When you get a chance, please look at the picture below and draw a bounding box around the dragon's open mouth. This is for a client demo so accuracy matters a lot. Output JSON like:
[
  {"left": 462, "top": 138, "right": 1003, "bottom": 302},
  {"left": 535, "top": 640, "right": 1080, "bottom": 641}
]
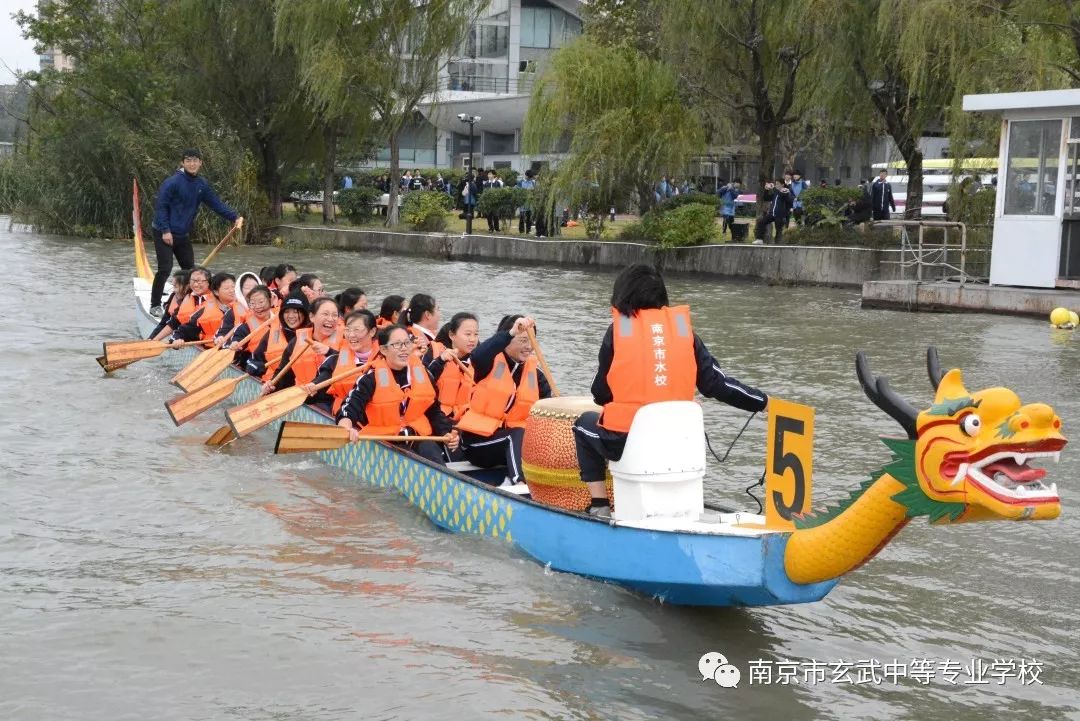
[{"left": 941, "top": 440, "right": 1065, "bottom": 504}]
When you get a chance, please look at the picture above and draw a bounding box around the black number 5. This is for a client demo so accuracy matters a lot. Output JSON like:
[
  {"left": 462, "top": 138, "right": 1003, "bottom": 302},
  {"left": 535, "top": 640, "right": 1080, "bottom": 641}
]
[{"left": 771, "top": 416, "right": 806, "bottom": 521}]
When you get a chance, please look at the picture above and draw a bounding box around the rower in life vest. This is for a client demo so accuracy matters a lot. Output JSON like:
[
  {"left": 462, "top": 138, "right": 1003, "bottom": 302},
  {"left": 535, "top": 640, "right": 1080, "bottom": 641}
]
[
  {"left": 245, "top": 291, "right": 310, "bottom": 379},
  {"left": 428, "top": 312, "right": 480, "bottom": 422},
  {"left": 376, "top": 294, "right": 406, "bottom": 329},
  {"left": 572, "top": 264, "right": 769, "bottom": 517},
  {"left": 169, "top": 272, "right": 237, "bottom": 344},
  {"left": 147, "top": 269, "right": 191, "bottom": 340},
  {"left": 457, "top": 315, "right": 552, "bottom": 489},
  {"left": 151, "top": 266, "right": 212, "bottom": 341},
  {"left": 264, "top": 297, "right": 348, "bottom": 395},
  {"left": 336, "top": 324, "right": 459, "bottom": 465},
  {"left": 304, "top": 309, "right": 380, "bottom": 414},
  {"left": 218, "top": 285, "right": 275, "bottom": 370},
  {"left": 403, "top": 292, "right": 444, "bottom": 363}
]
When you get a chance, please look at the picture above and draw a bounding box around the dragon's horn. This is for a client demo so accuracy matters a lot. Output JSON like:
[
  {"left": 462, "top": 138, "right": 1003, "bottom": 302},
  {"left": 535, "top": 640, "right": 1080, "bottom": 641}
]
[
  {"left": 926, "top": 346, "right": 945, "bottom": 391},
  {"left": 855, "top": 351, "right": 918, "bottom": 439}
]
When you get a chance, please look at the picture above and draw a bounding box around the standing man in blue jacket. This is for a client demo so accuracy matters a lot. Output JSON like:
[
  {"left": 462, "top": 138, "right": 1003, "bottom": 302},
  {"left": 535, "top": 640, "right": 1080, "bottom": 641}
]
[{"left": 149, "top": 148, "right": 243, "bottom": 317}]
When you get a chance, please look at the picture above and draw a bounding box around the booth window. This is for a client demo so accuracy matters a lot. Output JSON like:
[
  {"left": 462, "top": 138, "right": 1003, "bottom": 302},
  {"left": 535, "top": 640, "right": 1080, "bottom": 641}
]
[{"left": 1004, "top": 119, "right": 1061, "bottom": 216}]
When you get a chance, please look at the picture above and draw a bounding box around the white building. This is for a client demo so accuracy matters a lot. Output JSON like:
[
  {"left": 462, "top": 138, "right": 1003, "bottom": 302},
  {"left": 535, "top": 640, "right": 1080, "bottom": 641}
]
[
  {"left": 963, "top": 89, "right": 1080, "bottom": 288},
  {"left": 364, "top": 0, "right": 582, "bottom": 173}
]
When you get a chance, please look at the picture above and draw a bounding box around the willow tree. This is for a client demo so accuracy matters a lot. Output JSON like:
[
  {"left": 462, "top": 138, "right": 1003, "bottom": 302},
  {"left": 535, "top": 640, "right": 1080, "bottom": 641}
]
[
  {"left": 522, "top": 38, "right": 704, "bottom": 231},
  {"left": 274, "top": 1, "right": 381, "bottom": 223},
  {"left": 301, "top": 0, "right": 478, "bottom": 227},
  {"left": 808, "top": 0, "right": 1055, "bottom": 219},
  {"left": 166, "top": 0, "right": 314, "bottom": 219},
  {"left": 660, "top": 0, "right": 819, "bottom": 214}
]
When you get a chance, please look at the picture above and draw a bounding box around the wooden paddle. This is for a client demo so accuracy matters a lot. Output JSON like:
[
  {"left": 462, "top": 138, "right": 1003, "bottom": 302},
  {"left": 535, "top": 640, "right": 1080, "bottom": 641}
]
[
  {"left": 170, "top": 323, "right": 250, "bottom": 392},
  {"left": 103, "top": 337, "right": 215, "bottom": 365},
  {"left": 200, "top": 219, "right": 242, "bottom": 267},
  {"left": 525, "top": 326, "right": 560, "bottom": 397},
  {"left": 275, "top": 421, "right": 451, "bottom": 454},
  {"left": 223, "top": 359, "right": 367, "bottom": 441},
  {"left": 96, "top": 354, "right": 136, "bottom": 373},
  {"left": 164, "top": 351, "right": 285, "bottom": 426}
]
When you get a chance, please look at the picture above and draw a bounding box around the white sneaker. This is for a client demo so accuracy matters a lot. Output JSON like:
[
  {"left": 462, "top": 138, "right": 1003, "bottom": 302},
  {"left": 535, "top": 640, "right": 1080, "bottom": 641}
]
[
  {"left": 498, "top": 478, "right": 531, "bottom": 495},
  {"left": 149, "top": 305, "right": 164, "bottom": 318}
]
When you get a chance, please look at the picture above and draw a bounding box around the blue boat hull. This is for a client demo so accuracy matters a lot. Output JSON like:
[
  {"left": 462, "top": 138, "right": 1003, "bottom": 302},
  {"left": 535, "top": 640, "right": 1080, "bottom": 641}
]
[{"left": 135, "top": 288, "right": 839, "bottom": 607}]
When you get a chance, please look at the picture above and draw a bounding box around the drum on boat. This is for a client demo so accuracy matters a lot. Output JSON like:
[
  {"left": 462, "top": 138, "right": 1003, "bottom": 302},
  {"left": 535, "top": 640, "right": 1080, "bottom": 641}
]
[{"left": 521, "top": 396, "right": 614, "bottom": 511}]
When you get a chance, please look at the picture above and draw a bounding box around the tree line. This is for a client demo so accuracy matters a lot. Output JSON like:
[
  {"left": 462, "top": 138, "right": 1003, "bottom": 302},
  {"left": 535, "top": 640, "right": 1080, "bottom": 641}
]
[
  {"left": 5, "top": 0, "right": 1080, "bottom": 240},
  {"left": 526, "top": 0, "right": 1080, "bottom": 226},
  {"left": 1, "top": 0, "right": 482, "bottom": 239}
]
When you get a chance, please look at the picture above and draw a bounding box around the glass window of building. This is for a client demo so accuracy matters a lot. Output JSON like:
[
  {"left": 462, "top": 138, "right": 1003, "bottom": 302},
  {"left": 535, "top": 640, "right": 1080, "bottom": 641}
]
[
  {"left": 1004, "top": 119, "right": 1062, "bottom": 216},
  {"left": 484, "top": 132, "right": 516, "bottom": 155},
  {"left": 481, "top": 0, "right": 510, "bottom": 20}
]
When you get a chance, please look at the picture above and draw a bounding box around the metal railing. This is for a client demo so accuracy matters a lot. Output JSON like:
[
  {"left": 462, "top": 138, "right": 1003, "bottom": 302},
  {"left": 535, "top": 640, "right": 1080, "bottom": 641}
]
[
  {"left": 435, "top": 75, "right": 535, "bottom": 95},
  {"left": 872, "top": 219, "right": 985, "bottom": 286}
]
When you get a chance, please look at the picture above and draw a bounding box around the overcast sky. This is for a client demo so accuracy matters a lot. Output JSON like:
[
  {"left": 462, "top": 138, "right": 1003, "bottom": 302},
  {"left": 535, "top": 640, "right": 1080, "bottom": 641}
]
[{"left": 0, "top": 0, "right": 42, "bottom": 84}]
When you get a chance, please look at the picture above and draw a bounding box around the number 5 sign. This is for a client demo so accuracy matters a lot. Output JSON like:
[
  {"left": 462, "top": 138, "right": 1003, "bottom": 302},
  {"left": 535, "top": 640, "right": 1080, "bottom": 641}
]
[{"left": 764, "top": 398, "right": 814, "bottom": 530}]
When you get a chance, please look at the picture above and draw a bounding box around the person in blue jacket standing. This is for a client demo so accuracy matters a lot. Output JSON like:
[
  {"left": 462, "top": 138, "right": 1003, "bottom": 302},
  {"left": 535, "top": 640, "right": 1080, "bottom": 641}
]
[
  {"left": 789, "top": 169, "right": 810, "bottom": 225},
  {"left": 149, "top": 148, "right": 243, "bottom": 317}
]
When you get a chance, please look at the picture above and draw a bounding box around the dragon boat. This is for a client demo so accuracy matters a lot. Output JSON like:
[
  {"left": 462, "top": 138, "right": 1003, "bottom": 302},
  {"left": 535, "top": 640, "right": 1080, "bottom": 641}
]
[{"left": 121, "top": 234, "right": 1067, "bottom": 608}]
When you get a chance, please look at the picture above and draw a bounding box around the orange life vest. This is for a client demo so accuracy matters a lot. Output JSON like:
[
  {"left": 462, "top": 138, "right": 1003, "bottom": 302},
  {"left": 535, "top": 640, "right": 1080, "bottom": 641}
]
[
  {"left": 359, "top": 355, "right": 436, "bottom": 436},
  {"left": 327, "top": 347, "right": 376, "bottom": 414},
  {"left": 166, "top": 293, "right": 182, "bottom": 319},
  {"left": 456, "top": 354, "right": 539, "bottom": 437},
  {"left": 290, "top": 330, "right": 346, "bottom": 387},
  {"left": 239, "top": 312, "right": 274, "bottom": 351},
  {"left": 599, "top": 306, "right": 696, "bottom": 433},
  {"left": 176, "top": 293, "right": 210, "bottom": 325},
  {"left": 195, "top": 301, "right": 227, "bottom": 340},
  {"left": 409, "top": 325, "right": 445, "bottom": 358},
  {"left": 262, "top": 326, "right": 310, "bottom": 381},
  {"left": 436, "top": 358, "right": 474, "bottom": 421}
]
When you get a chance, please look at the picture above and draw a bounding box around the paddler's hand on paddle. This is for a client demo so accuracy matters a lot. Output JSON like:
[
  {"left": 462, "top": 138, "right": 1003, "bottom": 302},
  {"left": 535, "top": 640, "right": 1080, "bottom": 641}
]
[
  {"left": 338, "top": 418, "right": 359, "bottom": 443},
  {"left": 233, "top": 216, "right": 244, "bottom": 230},
  {"left": 509, "top": 316, "right": 535, "bottom": 337},
  {"left": 445, "top": 429, "right": 460, "bottom": 451},
  {"left": 169, "top": 337, "right": 184, "bottom": 349},
  {"left": 260, "top": 381, "right": 275, "bottom": 396},
  {"left": 213, "top": 335, "right": 226, "bottom": 348},
  {"left": 228, "top": 341, "right": 241, "bottom": 351},
  {"left": 311, "top": 340, "right": 331, "bottom": 356},
  {"left": 301, "top": 382, "right": 317, "bottom": 397},
  {"left": 439, "top": 347, "right": 460, "bottom": 363},
  {"left": 162, "top": 231, "right": 173, "bottom": 247}
]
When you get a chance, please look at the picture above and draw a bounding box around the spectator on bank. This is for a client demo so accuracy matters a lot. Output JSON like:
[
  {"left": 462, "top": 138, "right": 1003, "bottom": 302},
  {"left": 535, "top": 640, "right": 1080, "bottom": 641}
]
[
  {"left": 755, "top": 179, "right": 794, "bottom": 244},
  {"left": 517, "top": 169, "right": 537, "bottom": 234},
  {"left": 843, "top": 195, "right": 873, "bottom": 227},
  {"left": 870, "top": 170, "right": 896, "bottom": 220},
  {"left": 717, "top": 178, "right": 741, "bottom": 237},
  {"left": 410, "top": 171, "right": 426, "bottom": 192},
  {"left": 459, "top": 171, "right": 479, "bottom": 221},
  {"left": 342, "top": 175, "right": 354, "bottom": 190},
  {"left": 789, "top": 169, "right": 810, "bottom": 226},
  {"left": 483, "top": 169, "right": 504, "bottom": 232},
  {"left": 401, "top": 170, "right": 413, "bottom": 191}
]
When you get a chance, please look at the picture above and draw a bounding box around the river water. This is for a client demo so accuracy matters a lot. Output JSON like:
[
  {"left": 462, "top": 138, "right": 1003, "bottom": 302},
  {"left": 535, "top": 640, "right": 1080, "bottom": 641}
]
[{"left": 1, "top": 222, "right": 1078, "bottom": 721}]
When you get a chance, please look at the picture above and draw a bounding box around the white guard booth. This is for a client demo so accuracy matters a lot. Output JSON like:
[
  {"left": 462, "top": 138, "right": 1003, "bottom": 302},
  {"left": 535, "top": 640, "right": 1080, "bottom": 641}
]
[{"left": 963, "top": 89, "right": 1080, "bottom": 288}]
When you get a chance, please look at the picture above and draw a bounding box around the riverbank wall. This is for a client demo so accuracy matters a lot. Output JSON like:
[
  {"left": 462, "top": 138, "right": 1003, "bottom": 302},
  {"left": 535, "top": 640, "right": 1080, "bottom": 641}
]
[{"left": 275, "top": 225, "right": 970, "bottom": 288}]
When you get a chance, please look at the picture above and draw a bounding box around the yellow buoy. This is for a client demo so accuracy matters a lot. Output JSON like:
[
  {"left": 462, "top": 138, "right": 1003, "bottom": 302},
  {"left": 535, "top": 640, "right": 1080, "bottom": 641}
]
[{"left": 1050, "top": 307, "right": 1071, "bottom": 326}]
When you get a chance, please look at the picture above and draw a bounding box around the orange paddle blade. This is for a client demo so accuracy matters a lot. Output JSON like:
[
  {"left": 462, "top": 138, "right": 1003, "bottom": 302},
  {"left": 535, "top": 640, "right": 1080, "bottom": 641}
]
[
  {"left": 205, "top": 425, "right": 236, "bottom": 446},
  {"left": 165, "top": 375, "right": 245, "bottom": 426},
  {"left": 96, "top": 354, "right": 136, "bottom": 373},
  {"left": 172, "top": 348, "right": 236, "bottom": 392},
  {"left": 274, "top": 422, "right": 351, "bottom": 454},
  {"left": 103, "top": 339, "right": 169, "bottom": 364},
  {"left": 225, "top": 386, "right": 308, "bottom": 439}
]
